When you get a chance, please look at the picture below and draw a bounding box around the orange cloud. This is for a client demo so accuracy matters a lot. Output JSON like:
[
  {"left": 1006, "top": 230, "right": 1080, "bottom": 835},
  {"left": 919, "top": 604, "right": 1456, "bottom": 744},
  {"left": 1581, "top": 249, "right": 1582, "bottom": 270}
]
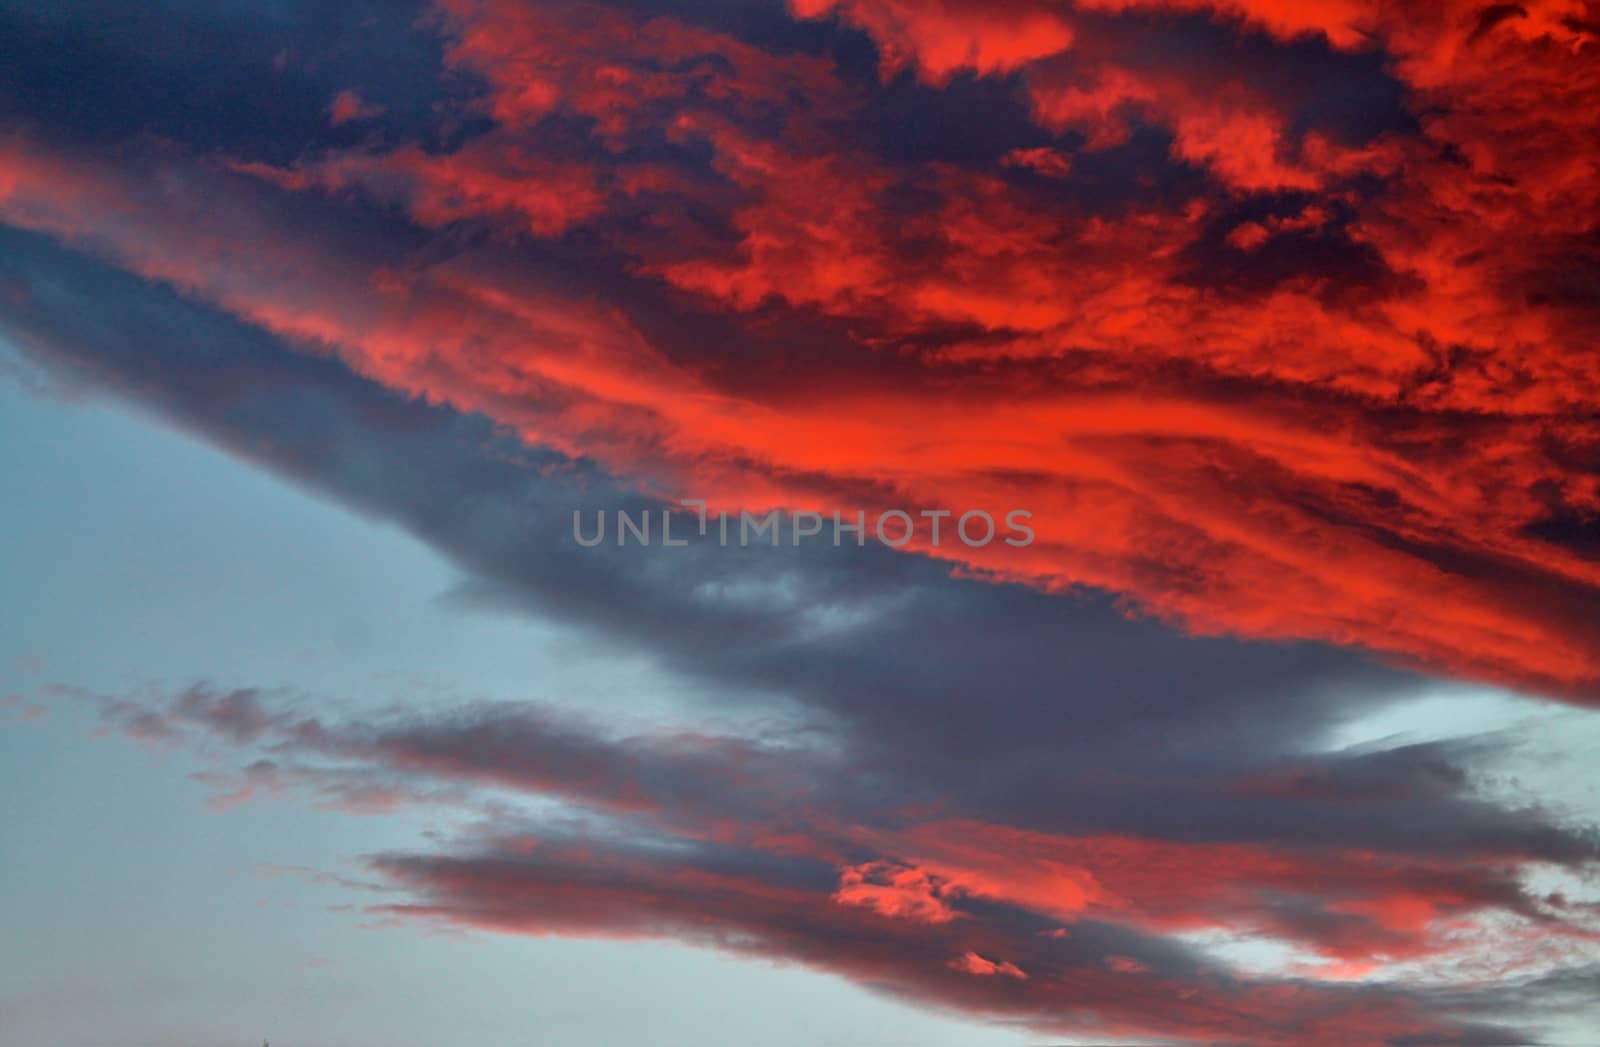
[{"left": 2, "top": 0, "right": 1598, "bottom": 701}]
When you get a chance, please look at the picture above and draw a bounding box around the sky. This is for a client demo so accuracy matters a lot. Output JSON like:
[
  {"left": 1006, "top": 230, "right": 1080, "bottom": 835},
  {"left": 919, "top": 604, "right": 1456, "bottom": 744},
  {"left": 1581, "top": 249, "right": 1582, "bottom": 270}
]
[{"left": 1, "top": 1, "right": 1599, "bottom": 1045}]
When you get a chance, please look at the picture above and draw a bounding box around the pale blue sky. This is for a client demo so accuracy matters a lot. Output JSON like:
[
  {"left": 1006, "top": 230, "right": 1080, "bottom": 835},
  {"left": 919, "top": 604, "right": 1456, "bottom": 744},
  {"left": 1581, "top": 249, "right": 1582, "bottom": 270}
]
[{"left": 0, "top": 354, "right": 1041, "bottom": 1047}]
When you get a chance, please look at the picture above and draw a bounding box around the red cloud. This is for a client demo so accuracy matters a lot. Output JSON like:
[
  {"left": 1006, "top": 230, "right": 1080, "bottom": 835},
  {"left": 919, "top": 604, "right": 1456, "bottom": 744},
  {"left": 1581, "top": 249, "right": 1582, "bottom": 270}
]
[
  {"left": 328, "top": 89, "right": 384, "bottom": 127},
  {"left": 56, "top": 680, "right": 1598, "bottom": 1045},
  {"left": 791, "top": 0, "right": 1074, "bottom": 81},
  {"left": 78, "top": 686, "right": 1599, "bottom": 997},
  {"left": 833, "top": 860, "right": 965, "bottom": 923},
  {"left": 2, "top": 0, "right": 1598, "bottom": 703},
  {"left": 368, "top": 840, "right": 1474, "bottom": 1045},
  {"left": 949, "top": 950, "right": 1030, "bottom": 978}
]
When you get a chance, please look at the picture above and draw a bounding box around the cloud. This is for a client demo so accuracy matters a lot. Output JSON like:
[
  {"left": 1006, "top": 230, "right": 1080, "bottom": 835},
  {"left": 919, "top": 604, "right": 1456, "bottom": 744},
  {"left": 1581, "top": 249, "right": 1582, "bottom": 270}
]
[
  {"left": 2, "top": 0, "right": 1597, "bottom": 697},
  {"left": 0, "top": 694, "right": 46, "bottom": 723},
  {"left": 52, "top": 679, "right": 1599, "bottom": 1045},
  {"left": 10, "top": 218, "right": 1598, "bottom": 1036},
  {"left": 791, "top": 0, "right": 1075, "bottom": 82},
  {"left": 949, "top": 951, "right": 1029, "bottom": 979},
  {"left": 5, "top": 1, "right": 1600, "bottom": 1040},
  {"left": 328, "top": 89, "right": 386, "bottom": 127}
]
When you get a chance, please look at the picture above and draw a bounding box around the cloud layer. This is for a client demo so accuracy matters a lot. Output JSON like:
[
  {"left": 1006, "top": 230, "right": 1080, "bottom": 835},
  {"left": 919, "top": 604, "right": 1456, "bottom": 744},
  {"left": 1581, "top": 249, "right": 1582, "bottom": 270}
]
[
  {"left": 3, "top": 1, "right": 1598, "bottom": 695},
  {"left": 4, "top": 1, "right": 1600, "bottom": 1043}
]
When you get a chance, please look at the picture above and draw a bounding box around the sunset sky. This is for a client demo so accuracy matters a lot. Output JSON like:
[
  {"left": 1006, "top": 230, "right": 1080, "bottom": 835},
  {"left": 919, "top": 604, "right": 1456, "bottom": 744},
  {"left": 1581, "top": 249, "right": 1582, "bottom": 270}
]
[{"left": 3, "top": 2, "right": 1600, "bottom": 1045}]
